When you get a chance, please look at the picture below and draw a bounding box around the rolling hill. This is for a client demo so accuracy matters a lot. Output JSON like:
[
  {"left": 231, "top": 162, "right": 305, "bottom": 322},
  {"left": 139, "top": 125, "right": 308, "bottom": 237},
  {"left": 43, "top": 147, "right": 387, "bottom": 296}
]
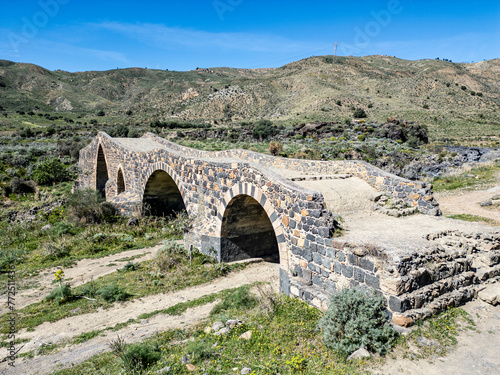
[{"left": 0, "top": 55, "right": 499, "bottom": 139}]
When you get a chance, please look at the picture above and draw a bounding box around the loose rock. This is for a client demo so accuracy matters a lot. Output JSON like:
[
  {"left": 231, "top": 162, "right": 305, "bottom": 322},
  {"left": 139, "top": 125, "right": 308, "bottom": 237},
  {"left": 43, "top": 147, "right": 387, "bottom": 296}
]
[{"left": 347, "top": 347, "right": 371, "bottom": 361}]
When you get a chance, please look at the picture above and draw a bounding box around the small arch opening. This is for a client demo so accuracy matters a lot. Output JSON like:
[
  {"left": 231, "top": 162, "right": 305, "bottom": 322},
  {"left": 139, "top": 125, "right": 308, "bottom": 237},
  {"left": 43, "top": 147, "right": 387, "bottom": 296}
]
[
  {"left": 142, "top": 170, "right": 186, "bottom": 217},
  {"left": 221, "top": 194, "right": 279, "bottom": 262},
  {"left": 96, "top": 145, "right": 108, "bottom": 199},
  {"left": 117, "top": 169, "right": 125, "bottom": 195}
]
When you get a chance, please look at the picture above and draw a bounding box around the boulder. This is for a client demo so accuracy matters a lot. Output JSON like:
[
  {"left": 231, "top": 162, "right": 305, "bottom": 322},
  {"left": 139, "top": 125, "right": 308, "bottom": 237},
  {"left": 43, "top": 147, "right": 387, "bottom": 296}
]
[
  {"left": 239, "top": 330, "right": 252, "bottom": 340},
  {"left": 478, "top": 284, "right": 500, "bottom": 306},
  {"left": 392, "top": 313, "right": 414, "bottom": 327},
  {"left": 347, "top": 347, "right": 371, "bottom": 361}
]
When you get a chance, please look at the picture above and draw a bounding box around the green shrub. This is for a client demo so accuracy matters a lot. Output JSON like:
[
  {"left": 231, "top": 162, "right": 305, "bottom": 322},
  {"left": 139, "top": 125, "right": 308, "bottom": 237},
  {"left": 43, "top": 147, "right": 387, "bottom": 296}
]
[
  {"left": 120, "top": 262, "right": 138, "bottom": 272},
  {"left": 31, "top": 157, "right": 73, "bottom": 185},
  {"left": 51, "top": 221, "right": 77, "bottom": 237},
  {"left": 45, "top": 283, "right": 73, "bottom": 305},
  {"left": 152, "top": 241, "right": 187, "bottom": 274},
  {"left": 123, "top": 343, "right": 160, "bottom": 372},
  {"left": 252, "top": 119, "right": 276, "bottom": 140},
  {"left": 185, "top": 340, "right": 218, "bottom": 361},
  {"left": 66, "top": 188, "right": 117, "bottom": 224},
  {"left": 110, "top": 336, "right": 160, "bottom": 374},
  {"left": 210, "top": 285, "right": 258, "bottom": 316},
  {"left": 97, "top": 283, "right": 130, "bottom": 302},
  {"left": 353, "top": 108, "right": 367, "bottom": 118},
  {"left": 318, "top": 288, "right": 398, "bottom": 355}
]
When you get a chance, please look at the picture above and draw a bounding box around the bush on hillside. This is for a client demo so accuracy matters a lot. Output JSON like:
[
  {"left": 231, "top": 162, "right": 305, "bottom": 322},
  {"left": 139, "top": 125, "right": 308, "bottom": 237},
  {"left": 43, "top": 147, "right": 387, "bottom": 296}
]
[
  {"left": 252, "top": 119, "right": 276, "bottom": 140},
  {"left": 268, "top": 141, "right": 283, "bottom": 156},
  {"left": 65, "top": 188, "right": 117, "bottom": 224},
  {"left": 318, "top": 288, "right": 398, "bottom": 355},
  {"left": 353, "top": 108, "right": 367, "bottom": 118},
  {"left": 31, "top": 157, "right": 74, "bottom": 185}
]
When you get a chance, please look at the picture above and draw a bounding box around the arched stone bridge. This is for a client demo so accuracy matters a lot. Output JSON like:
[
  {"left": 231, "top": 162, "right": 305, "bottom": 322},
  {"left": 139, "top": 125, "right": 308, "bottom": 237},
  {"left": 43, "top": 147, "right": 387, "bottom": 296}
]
[{"left": 78, "top": 132, "right": 497, "bottom": 319}]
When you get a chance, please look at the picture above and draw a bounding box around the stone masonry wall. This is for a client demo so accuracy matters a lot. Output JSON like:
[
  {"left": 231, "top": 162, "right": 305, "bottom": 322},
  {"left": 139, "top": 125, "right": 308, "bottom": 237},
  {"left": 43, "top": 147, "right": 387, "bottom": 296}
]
[
  {"left": 77, "top": 132, "right": 451, "bottom": 314},
  {"left": 143, "top": 133, "right": 440, "bottom": 216}
]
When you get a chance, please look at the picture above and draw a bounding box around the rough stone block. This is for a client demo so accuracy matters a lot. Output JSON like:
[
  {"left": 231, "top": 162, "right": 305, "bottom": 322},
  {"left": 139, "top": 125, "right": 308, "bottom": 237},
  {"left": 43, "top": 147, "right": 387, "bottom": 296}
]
[
  {"left": 365, "top": 273, "right": 380, "bottom": 289},
  {"left": 354, "top": 267, "right": 365, "bottom": 283},
  {"left": 334, "top": 261, "right": 341, "bottom": 274},
  {"left": 347, "top": 252, "right": 356, "bottom": 265},
  {"left": 312, "top": 274, "right": 323, "bottom": 288},
  {"left": 302, "top": 268, "right": 312, "bottom": 284},
  {"left": 325, "top": 279, "right": 336, "bottom": 294},
  {"left": 322, "top": 256, "right": 332, "bottom": 270},
  {"left": 326, "top": 248, "right": 336, "bottom": 259},
  {"left": 342, "top": 264, "right": 353, "bottom": 278},
  {"left": 359, "top": 257, "right": 374, "bottom": 272}
]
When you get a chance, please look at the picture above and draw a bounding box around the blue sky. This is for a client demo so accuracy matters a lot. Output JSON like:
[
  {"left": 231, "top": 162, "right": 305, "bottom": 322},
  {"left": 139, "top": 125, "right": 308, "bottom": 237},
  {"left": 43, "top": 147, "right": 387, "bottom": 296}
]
[{"left": 0, "top": 0, "right": 499, "bottom": 72}]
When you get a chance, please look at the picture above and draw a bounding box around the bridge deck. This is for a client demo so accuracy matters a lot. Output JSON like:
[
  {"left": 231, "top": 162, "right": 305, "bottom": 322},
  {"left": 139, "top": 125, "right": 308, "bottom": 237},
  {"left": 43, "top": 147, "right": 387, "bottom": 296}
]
[
  {"left": 274, "top": 170, "right": 497, "bottom": 259},
  {"left": 114, "top": 138, "right": 167, "bottom": 152}
]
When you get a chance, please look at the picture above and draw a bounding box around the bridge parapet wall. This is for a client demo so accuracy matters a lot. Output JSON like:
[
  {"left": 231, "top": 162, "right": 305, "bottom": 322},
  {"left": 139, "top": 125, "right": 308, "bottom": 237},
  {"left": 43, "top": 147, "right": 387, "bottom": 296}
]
[{"left": 142, "top": 133, "right": 439, "bottom": 215}]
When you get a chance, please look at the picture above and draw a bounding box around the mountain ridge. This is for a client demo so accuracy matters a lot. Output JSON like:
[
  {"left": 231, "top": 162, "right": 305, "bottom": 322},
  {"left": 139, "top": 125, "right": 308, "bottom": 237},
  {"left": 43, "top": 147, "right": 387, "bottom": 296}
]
[{"left": 1, "top": 55, "right": 499, "bottom": 139}]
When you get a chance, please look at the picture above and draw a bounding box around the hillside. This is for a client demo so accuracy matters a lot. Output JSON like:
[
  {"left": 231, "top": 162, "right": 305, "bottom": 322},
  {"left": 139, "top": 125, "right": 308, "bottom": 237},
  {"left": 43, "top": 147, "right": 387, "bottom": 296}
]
[{"left": 0, "top": 56, "right": 499, "bottom": 139}]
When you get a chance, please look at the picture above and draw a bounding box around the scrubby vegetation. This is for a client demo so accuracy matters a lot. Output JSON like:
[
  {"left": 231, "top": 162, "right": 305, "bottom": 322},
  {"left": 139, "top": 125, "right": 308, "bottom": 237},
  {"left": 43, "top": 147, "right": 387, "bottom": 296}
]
[
  {"left": 318, "top": 288, "right": 398, "bottom": 355},
  {"left": 51, "top": 286, "right": 475, "bottom": 375}
]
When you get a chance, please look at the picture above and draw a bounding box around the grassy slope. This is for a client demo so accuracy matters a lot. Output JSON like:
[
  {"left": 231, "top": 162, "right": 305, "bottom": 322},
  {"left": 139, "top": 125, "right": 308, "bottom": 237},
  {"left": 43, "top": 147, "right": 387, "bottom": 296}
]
[{"left": 1, "top": 56, "right": 499, "bottom": 140}]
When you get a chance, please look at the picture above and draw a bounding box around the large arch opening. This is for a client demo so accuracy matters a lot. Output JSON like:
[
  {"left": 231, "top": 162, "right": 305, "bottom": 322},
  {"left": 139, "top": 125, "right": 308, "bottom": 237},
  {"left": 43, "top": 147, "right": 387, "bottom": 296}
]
[
  {"left": 142, "top": 170, "right": 186, "bottom": 217},
  {"left": 117, "top": 169, "right": 125, "bottom": 195},
  {"left": 221, "top": 194, "right": 279, "bottom": 262},
  {"left": 96, "top": 145, "right": 108, "bottom": 199}
]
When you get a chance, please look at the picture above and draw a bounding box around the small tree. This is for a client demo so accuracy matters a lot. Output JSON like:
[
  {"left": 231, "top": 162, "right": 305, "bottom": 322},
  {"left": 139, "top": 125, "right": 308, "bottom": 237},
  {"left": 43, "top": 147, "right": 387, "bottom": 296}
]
[
  {"left": 31, "top": 157, "right": 72, "bottom": 185},
  {"left": 97, "top": 110, "right": 105, "bottom": 116},
  {"left": 252, "top": 119, "right": 275, "bottom": 140}
]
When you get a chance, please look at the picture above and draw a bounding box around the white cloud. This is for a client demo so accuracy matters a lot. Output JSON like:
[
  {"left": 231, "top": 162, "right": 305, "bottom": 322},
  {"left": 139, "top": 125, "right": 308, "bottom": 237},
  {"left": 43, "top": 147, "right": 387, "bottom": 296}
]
[{"left": 93, "top": 22, "right": 328, "bottom": 54}]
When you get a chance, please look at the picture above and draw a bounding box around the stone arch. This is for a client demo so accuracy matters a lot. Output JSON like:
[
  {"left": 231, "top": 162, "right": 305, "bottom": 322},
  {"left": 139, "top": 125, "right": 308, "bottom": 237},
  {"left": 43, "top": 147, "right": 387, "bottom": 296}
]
[
  {"left": 218, "top": 183, "right": 287, "bottom": 268},
  {"left": 116, "top": 167, "right": 125, "bottom": 195},
  {"left": 141, "top": 164, "right": 186, "bottom": 217},
  {"left": 96, "top": 144, "right": 108, "bottom": 199}
]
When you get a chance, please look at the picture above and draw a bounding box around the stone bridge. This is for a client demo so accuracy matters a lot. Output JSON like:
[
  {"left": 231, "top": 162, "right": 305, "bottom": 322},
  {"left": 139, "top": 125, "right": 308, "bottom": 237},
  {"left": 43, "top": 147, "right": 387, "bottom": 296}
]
[{"left": 77, "top": 132, "right": 500, "bottom": 322}]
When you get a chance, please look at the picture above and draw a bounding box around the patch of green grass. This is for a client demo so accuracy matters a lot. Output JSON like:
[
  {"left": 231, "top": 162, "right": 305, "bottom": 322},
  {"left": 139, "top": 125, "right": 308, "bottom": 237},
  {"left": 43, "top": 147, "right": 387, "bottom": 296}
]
[
  {"left": 51, "top": 285, "right": 478, "bottom": 375},
  {"left": 447, "top": 214, "right": 497, "bottom": 225},
  {"left": 73, "top": 330, "right": 102, "bottom": 344},
  {"left": 53, "top": 293, "right": 365, "bottom": 375},
  {"left": 0, "top": 255, "right": 246, "bottom": 334},
  {"left": 432, "top": 162, "right": 500, "bottom": 192},
  {"left": 398, "top": 307, "right": 475, "bottom": 358}
]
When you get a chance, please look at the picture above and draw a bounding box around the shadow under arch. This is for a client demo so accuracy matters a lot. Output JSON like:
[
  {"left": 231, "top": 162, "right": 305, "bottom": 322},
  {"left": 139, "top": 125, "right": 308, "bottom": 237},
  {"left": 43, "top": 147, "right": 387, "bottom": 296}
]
[
  {"left": 220, "top": 194, "right": 279, "bottom": 263},
  {"left": 142, "top": 170, "right": 186, "bottom": 217},
  {"left": 96, "top": 144, "right": 108, "bottom": 199}
]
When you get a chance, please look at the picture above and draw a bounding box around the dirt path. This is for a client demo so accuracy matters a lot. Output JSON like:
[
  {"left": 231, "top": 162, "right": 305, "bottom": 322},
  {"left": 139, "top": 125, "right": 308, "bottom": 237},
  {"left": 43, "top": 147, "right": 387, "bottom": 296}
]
[
  {"left": 371, "top": 299, "right": 500, "bottom": 375},
  {"left": 2, "top": 303, "right": 218, "bottom": 375},
  {"left": 0, "top": 245, "right": 163, "bottom": 315},
  {"left": 0, "top": 262, "right": 279, "bottom": 375},
  {"left": 436, "top": 186, "right": 500, "bottom": 225}
]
